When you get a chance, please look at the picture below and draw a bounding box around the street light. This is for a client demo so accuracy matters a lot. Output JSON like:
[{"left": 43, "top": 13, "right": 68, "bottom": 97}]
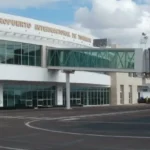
[{"left": 140, "top": 32, "right": 148, "bottom": 49}]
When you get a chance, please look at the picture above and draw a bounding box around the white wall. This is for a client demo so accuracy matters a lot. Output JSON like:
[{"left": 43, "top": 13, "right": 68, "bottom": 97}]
[
  {"left": 0, "top": 64, "right": 110, "bottom": 86},
  {"left": 57, "top": 71, "right": 110, "bottom": 86},
  {"left": 109, "top": 72, "right": 143, "bottom": 105}
]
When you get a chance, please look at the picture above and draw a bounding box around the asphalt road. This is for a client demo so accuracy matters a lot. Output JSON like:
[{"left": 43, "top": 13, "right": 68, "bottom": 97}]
[{"left": 0, "top": 105, "right": 150, "bottom": 150}]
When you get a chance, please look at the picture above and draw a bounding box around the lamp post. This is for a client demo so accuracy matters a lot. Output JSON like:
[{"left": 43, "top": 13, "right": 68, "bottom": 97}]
[{"left": 140, "top": 32, "right": 148, "bottom": 49}]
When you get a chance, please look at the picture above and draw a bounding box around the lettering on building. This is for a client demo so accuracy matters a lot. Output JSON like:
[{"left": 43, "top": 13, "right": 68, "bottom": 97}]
[
  {"left": 78, "top": 35, "right": 91, "bottom": 43},
  {"left": 0, "top": 18, "right": 31, "bottom": 29},
  {"left": 0, "top": 17, "right": 92, "bottom": 43},
  {"left": 35, "top": 24, "right": 71, "bottom": 37}
]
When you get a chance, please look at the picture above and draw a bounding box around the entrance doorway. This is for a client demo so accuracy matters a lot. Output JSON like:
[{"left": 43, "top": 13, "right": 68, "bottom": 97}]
[
  {"left": 26, "top": 99, "right": 33, "bottom": 107},
  {"left": 19, "top": 99, "right": 33, "bottom": 108},
  {"left": 37, "top": 99, "right": 53, "bottom": 107}
]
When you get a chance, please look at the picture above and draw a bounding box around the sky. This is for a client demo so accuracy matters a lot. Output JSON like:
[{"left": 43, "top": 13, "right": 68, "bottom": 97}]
[{"left": 0, "top": 0, "right": 150, "bottom": 47}]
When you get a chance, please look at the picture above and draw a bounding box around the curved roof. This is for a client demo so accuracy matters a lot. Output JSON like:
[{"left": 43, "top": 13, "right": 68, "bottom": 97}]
[{"left": 0, "top": 12, "right": 95, "bottom": 47}]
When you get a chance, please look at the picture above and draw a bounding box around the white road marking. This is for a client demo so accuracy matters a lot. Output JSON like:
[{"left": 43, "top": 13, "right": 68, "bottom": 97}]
[
  {"left": 67, "top": 120, "right": 150, "bottom": 125},
  {"left": 1, "top": 133, "right": 40, "bottom": 140},
  {"left": 25, "top": 119, "right": 150, "bottom": 139},
  {"left": 0, "top": 109, "right": 150, "bottom": 121},
  {"left": 0, "top": 145, "right": 28, "bottom": 150},
  {"left": 61, "top": 118, "right": 79, "bottom": 121}
]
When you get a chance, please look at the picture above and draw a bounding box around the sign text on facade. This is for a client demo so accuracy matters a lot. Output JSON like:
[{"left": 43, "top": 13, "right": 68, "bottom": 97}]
[{"left": 0, "top": 18, "right": 91, "bottom": 43}]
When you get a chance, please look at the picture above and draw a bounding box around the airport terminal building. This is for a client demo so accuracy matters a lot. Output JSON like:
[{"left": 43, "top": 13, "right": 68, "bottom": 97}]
[{"left": 0, "top": 13, "right": 149, "bottom": 109}]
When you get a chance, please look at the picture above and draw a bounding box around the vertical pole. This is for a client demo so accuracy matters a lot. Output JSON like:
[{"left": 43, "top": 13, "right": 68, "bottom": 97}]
[{"left": 66, "top": 72, "right": 71, "bottom": 109}]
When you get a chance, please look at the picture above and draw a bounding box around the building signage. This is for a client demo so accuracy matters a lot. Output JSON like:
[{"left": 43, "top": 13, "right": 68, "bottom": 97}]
[
  {"left": 0, "top": 18, "right": 31, "bottom": 29},
  {"left": 0, "top": 17, "right": 91, "bottom": 43}
]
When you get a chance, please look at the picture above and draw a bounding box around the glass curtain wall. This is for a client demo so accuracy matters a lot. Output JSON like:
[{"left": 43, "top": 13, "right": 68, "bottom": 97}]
[
  {"left": 3, "top": 84, "right": 56, "bottom": 108},
  {"left": 63, "top": 87, "right": 110, "bottom": 106},
  {"left": 0, "top": 40, "right": 41, "bottom": 66},
  {"left": 47, "top": 48, "right": 135, "bottom": 70}
]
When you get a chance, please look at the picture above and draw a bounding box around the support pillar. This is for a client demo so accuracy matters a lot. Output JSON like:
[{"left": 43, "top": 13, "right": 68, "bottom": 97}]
[
  {"left": 66, "top": 72, "right": 70, "bottom": 109},
  {"left": 41, "top": 46, "right": 47, "bottom": 67},
  {"left": 0, "top": 84, "right": 3, "bottom": 108},
  {"left": 62, "top": 70, "right": 75, "bottom": 110},
  {"left": 56, "top": 85, "right": 63, "bottom": 106}
]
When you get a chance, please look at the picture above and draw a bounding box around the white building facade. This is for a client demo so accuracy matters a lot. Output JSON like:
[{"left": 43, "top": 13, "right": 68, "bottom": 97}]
[
  {"left": 0, "top": 12, "right": 148, "bottom": 109},
  {"left": 0, "top": 13, "right": 112, "bottom": 109}
]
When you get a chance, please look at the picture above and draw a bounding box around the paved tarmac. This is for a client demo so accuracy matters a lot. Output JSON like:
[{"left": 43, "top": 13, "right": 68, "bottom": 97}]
[{"left": 0, "top": 105, "right": 150, "bottom": 150}]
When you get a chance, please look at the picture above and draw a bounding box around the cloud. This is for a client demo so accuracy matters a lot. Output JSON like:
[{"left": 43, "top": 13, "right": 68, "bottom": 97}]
[
  {"left": 72, "top": 0, "right": 150, "bottom": 48},
  {"left": 70, "top": 23, "right": 92, "bottom": 35},
  {"left": 0, "top": 0, "right": 68, "bottom": 9}
]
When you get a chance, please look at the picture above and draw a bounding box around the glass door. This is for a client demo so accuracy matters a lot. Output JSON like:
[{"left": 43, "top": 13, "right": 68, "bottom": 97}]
[
  {"left": 37, "top": 99, "right": 43, "bottom": 107},
  {"left": 43, "top": 99, "right": 52, "bottom": 107},
  {"left": 26, "top": 99, "right": 33, "bottom": 107}
]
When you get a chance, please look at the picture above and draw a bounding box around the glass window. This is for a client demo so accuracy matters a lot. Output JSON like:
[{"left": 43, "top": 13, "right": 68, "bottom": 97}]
[
  {"left": 36, "top": 46, "right": 41, "bottom": 57},
  {"left": 29, "top": 56, "right": 35, "bottom": 66},
  {"left": 0, "top": 52, "right": 6, "bottom": 64},
  {"left": 36, "top": 56, "right": 41, "bottom": 66},
  {"left": 22, "top": 55, "right": 28, "bottom": 65},
  {"left": 6, "top": 54, "right": 14, "bottom": 64},
  {"left": 14, "top": 54, "right": 21, "bottom": 65},
  {"left": 14, "top": 42, "right": 22, "bottom": 54},
  {"left": 47, "top": 48, "right": 135, "bottom": 70},
  {"left": 66, "top": 87, "right": 110, "bottom": 106},
  {"left": 0, "top": 40, "right": 42, "bottom": 67},
  {"left": 22, "top": 43, "right": 28, "bottom": 55},
  {"left": 6, "top": 41, "right": 15, "bottom": 54},
  {"left": 0, "top": 41, "right": 6, "bottom": 63},
  {"left": 29, "top": 44, "right": 35, "bottom": 57},
  {"left": 3, "top": 84, "right": 56, "bottom": 108},
  {"left": 0, "top": 40, "right": 6, "bottom": 54},
  {"left": 107, "top": 90, "right": 110, "bottom": 104},
  {"left": 7, "top": 90, "right": 15, "bottom": 107},
  {"left": 3, "top": 90, "right": 7, "bottom": 107}
]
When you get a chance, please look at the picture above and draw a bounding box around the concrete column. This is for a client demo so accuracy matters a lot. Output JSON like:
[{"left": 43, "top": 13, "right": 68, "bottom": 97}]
[
  {"left": 110, "top": 86, "right": 119, "bottom": 105},
  {"left": 109, "top": 73, "right": 118, "bottom": 105},
  {"left": 66, "top": 72, "right": 71, "bottom": 109},
  {"left": 132, "top": 85, "right": 138, "bottom": 104},
  {"left": 56, "top": 85, "right": 63, "bottom": 106},
  {"left": 41, "top": 46, "right": 47, "bottom": 67},
  {"left": 0, "top": 84, "right": 3, "bottom": 107}
]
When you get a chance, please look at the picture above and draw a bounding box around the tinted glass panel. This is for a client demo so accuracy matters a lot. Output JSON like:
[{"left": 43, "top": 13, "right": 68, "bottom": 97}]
[
  {"left": 0, "top": 40, "right": 41, "bottom": 66},
  {"left": 3, "top": 84, "right": 56, "bottom": 108},
  {"left": 47, "top": 48, "right": 135, "bottom": 70}
]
